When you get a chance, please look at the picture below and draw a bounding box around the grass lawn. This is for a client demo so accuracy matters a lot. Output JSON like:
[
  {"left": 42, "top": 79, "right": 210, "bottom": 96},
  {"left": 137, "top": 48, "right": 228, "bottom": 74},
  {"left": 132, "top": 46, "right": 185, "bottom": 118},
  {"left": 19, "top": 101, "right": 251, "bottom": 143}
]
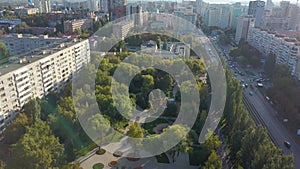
[
  {"left": 143, "top": 117, "right": 169, "bottom": 133},
  {"left": 155, "top": 153, "right": 170, "bottom": 163},
  {"left": 189, "top": 145, "right": 210, "bottom": 166}
]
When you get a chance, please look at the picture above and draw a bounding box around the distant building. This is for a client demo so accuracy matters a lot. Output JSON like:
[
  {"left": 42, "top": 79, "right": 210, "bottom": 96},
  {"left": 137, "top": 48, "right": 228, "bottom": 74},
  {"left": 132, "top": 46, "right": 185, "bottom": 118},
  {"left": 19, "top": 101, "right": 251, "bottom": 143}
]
[
  {"left": 0, "top": 38, "right": 90, "bottom": 130},
  {"left": 229, "top": 4, "right": 245, "bottom": 30},
  {"left": 14, "top": 7, "right": 39, "bottom": 15},
  {"left": 219, "top": 6, "right": 231, "bottom": 29},
  {"left": 0, "top": 18, "right": 22, "bottom": 26},
  {"left": 33, "top": 0, "right": 51, "bottom": 13},
  {"left": 108, "top": 0, "right": 127, "bottom": 20},
  {"left": 248, "top": 0, "right": 265, "bottom": 27},
  {"left": 99, "top": 0, "right": 109, "bottom": 12},
  {"left": 64, "top": 0, "right": 89, "bottom": 11},
  {"left": 15, "top": 27, "right": 56, "bottom": 36},
  {"left": 126, "top": 3, "right": 143, "bottom": 26},
  {"left": 112, "top": 20, "right": 134, "bottom": 39},
  {"left": 63, "top": 19, "right": 93, "bottom": 33},
  {"left": 174, "top": 8, "right": 197, "bottom": 32},
  {"left": 235, "top": 15, "right": 255, "bottom": 44},
  {"left": 141, "top": 40, "right": 157, "bottom": 53},
  {"left": 1, "top": 34, "right": 65, "bottom": 56},
  {"left": 204, "top": 7, "right": 221, "bottom": 27}
]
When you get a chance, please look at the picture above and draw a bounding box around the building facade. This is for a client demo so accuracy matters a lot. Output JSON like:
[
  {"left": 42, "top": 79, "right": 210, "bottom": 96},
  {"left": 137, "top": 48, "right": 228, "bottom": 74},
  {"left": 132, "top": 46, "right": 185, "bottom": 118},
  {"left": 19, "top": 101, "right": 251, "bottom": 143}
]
[
  {"left": 235, "top": 15, "right": 255, "bottom": 44},
  {"left": 247, "top": 27, "right": 300, "bottom": 78},
  {"left": 63, "top": 19, "right": 93, "bottom": 33},
  {"left": 0, "top": 39, "right": 90, "bottom": 130},
  {"left": 1, "top": 34, "right": 66, "bottom": 56},
  {"left": 248, "top": 0, "right": 265, "bottom": 27},
  {"left": 112, "top": 20, "right": 134, "bottom": 39}
]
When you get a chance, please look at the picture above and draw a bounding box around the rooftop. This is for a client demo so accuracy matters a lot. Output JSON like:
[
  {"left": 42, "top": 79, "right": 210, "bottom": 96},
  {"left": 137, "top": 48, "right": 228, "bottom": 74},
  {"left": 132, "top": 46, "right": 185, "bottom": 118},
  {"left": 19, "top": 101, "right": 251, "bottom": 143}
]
[{"left": 0, "top": 38, "right": 85, "bottom": 76}]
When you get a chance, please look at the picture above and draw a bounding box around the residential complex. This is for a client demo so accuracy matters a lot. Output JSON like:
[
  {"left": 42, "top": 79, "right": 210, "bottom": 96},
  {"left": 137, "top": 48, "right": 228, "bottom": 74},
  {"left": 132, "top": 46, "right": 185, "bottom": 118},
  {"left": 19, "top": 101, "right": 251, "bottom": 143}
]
[
  {"left": 1, "top": 34, "right": 65, "bottom": 56},
  {"left": 247, "top": 27, "right": 300, "bottom": 78},
  {"left": 0, "top": 38, "right": 90, "bottom": 130}
]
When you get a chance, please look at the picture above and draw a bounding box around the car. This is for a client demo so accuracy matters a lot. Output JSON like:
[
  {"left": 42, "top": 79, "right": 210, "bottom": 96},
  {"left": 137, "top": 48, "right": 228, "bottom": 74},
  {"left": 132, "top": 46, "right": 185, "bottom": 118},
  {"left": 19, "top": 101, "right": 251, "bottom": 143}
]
[
  {"left": 284, "top": 141, "right": 291, "bottom": 149},
  {"left": 249, "top": 91, "right": 253, "bottom": 96},
  {"left": 257, "top": 83, "right": 263, "bottom": 87},
  {"left": 265, "top": 96, "right": 270, "bottom": 100},
  {"left": 245, "top": 83, "right": 248, "bottom": 88}
]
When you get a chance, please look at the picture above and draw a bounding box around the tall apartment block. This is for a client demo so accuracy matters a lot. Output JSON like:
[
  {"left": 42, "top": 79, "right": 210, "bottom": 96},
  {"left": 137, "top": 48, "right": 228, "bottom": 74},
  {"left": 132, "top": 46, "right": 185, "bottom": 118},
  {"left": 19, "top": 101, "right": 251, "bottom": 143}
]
[
  {"left": 235, "top": 15, "right": 255, "bottom": 44},
  {"left": 0, "top": 39, "right": 90, "bottom": 130},
  {"left": 248, "top": 0, "right": 265, "bottom": 27},
  {"left": 33, "top": 0, "right": 51, "bottom": 13},
  {"left": 247, "top": 27, "right": 300, "bottom": 78}
]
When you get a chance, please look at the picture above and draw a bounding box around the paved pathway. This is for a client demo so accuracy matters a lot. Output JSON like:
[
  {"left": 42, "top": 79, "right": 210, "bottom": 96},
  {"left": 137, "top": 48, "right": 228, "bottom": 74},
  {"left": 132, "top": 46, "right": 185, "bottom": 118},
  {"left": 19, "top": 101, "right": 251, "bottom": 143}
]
[{"left": 79, "top": 150, "right": 199, "bottom": 169}]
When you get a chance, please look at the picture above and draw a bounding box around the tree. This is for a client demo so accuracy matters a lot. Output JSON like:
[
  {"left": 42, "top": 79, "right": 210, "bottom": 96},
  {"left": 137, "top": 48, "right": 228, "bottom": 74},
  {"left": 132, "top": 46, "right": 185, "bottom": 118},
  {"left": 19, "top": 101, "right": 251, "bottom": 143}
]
[
  {"left": 203, "top": 150, "right": 222, "bottom": 169},
  {"left": 87, "top": 114, "right": 110, "bottom": 143},
  {"left": 11, "top": 120, "right": 64, "bottom": 169},
  {"left": 219, "top": 35, "right": 231, "bottom": 45},
  {"left": 57, "top": 96, "right": 77, "bottom": 123},
  {"left": 0, "top": 42, "right": 9, "bottom": 59},
  {"left": 156, "top": 36, "right": 161, "bottom": 49},
  {"left": 141, "top": 74, "right": 154, "bottom": 96},
  {"left": 163, "top": 38, "right": 167, "bottom": 50},
  {"left": 61, "top": 163, "right": 82, "bottom": 169},
  {"left": 127, "top": 122, "right": 145, "bottom": 152},
  {"left": 264, "top": 53, "right": 276, "bottom": 77},
  {"left": 0, "top": 160, "right": 6, "bottom": 169},
  {"left": 3, "top": 113, "right": 29, "bottom": 144},
  {"left": 24, "top": 98, "right": 41, "bottom": 123}
]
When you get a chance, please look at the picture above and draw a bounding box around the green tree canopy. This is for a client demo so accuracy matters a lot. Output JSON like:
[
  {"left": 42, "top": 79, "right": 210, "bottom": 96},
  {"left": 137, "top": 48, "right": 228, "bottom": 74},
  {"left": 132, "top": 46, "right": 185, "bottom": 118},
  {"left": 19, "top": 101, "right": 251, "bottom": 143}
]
[
  {"left": 11, "top": 120, "right": 64, "bottom": 169},
  {"left": 0, "top": 42, "right": 9, "bottom": 59}
]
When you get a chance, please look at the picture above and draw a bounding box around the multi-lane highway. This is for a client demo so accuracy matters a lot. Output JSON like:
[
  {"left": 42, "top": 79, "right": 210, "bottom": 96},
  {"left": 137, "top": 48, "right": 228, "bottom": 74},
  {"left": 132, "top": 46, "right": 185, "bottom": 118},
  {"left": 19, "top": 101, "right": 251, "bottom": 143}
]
[{"left": 210, "top": 38, "right": 300, "bottom": 168}]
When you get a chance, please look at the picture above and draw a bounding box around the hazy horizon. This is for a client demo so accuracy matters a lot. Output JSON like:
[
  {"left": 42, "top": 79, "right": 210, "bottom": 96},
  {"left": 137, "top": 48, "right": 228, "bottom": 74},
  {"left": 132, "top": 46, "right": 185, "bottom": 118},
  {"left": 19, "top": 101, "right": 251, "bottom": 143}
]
[{"left": 0, "top": 0, "right": 299, "bottom": 5}]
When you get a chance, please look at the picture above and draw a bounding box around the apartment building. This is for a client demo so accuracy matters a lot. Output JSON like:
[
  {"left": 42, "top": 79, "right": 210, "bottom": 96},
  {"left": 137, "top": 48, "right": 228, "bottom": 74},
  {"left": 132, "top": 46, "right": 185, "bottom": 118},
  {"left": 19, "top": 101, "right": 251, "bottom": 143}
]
[
  {"left": 248, "top": 0, "right": 265, "bottom": 27},
  {"left": 247, "top": 27, "right": 300, "bottom": 78},
  {"left": 0, "top": 39, "right": 90, "bottom": 130},
  {"left": 235, "top": 15, "right": 255, "bottom": 44},
  {"left": 1, "top": 34, "right": 66, "bottom": 56},
  {"left": 63, "top": 19, "right": 93, "bottom": 33},
  {"left": 112, "top": 20, "right": 134, "bottom": 39}
]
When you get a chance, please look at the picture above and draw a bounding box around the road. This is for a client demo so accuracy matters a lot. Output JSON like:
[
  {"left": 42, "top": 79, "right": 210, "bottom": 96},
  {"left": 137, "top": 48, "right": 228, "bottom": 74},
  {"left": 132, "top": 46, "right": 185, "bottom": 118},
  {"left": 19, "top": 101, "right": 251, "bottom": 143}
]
[{"left": 211, "top": 39, "right": 300, "bottom": 168}]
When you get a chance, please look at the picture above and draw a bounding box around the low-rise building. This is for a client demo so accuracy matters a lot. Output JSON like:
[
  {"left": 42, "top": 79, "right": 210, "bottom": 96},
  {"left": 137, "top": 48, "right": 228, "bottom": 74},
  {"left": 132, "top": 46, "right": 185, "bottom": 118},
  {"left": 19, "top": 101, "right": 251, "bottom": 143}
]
[
  {"left": 63, "top": 19, "right": 93, "bottom": 33},
  {"left": 14, "top": 7, "right": 39, "bottom": 15}
]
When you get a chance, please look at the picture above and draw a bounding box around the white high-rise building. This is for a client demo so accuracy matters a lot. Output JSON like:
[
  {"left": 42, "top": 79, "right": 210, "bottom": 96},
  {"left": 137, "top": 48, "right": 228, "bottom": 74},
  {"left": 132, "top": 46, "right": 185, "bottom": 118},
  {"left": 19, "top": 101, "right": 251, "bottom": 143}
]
[
  {"left": 0, "top": 38, "right": 90, "bottom": 131},
  {"left": 34, "top": 0, "right": 51, "bottom": 13}
]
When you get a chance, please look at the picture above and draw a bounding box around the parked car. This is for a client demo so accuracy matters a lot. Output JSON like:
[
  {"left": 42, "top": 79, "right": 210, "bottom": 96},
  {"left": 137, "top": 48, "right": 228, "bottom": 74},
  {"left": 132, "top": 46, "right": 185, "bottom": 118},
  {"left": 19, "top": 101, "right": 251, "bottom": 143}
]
[
  {"left": 249, "top": 91, "right": 253, "bottom": 96},
  {"left": 284, "top": 141, "right": 291, "bottom": 149}
]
